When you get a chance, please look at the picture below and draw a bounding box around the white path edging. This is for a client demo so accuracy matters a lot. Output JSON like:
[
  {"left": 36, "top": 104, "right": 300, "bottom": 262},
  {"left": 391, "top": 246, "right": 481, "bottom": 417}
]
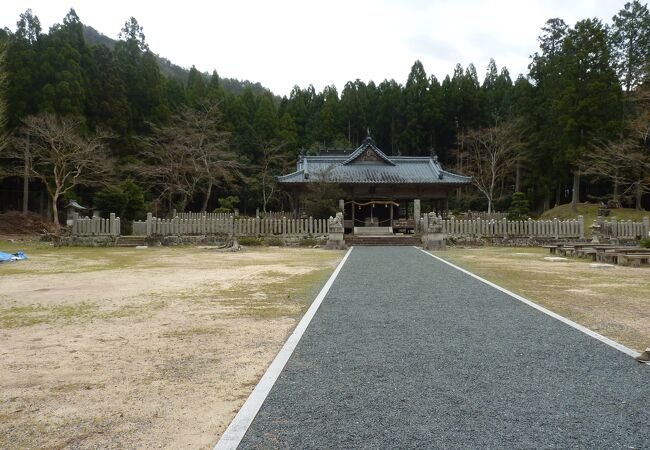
[
  {"left": 418, "top": 248, "right": 641, "bottom": 360},
  {"left": 214, "top": 247, "right": 354, "bottom": 450}
]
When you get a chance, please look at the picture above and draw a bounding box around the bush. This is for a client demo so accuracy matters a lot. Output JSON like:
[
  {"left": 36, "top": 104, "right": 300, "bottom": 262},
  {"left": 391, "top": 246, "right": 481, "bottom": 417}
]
[
  {"left": 262, "top": 236, "right": 284, "bottom": 246},
  {"left": 93, "top": 179, "right": 147, "bottom": 221},
  {"left": 507, "top": 192, "right": 530, "bottom": 221},
  {"left": 237, "top": 236, "right": 262, "bottom": 246},
  {"left": 640, "top": 237, "right": 650, "bottom": 248},
  {"left": 214, "top": 196, "right": 239, "bottom": 213}
]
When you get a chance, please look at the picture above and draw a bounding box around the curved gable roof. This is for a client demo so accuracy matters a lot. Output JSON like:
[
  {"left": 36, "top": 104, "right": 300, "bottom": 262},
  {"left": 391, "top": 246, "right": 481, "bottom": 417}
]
[{"left": 278, "top": 138, "right": 471, "bottom": 186}]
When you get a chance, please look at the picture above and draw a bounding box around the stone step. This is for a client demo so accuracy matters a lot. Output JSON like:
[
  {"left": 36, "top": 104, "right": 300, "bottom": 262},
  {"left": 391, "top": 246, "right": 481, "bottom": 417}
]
[
  {"left": 344, "top": 236, "right": 419, "bottom": 246},
  {"left": 116, "top": 236, "right": 146, "bottom": 247}
]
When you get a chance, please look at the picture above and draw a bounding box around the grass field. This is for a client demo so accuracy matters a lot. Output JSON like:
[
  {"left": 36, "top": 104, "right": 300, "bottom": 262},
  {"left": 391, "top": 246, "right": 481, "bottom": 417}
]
[
  {"left": 540, "top": 202, "right": 648, "bottom": 224},
  {"left": 435, "top": 246, "right": 650, "bottom": 352},
  {"left": 0, "top": 241, "right": 344, "bottom": 449}
]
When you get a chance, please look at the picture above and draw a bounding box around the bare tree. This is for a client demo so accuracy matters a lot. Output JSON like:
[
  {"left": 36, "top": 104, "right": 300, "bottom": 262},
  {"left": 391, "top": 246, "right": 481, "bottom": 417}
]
[
  {"left": 583, "top": 88, "right": 650, "bottom": 209},
  {"left": 10, "top": 114, "right": 111, "bottom": 228},
  {"left": 583, "top": 139, "right": 638, "bottom": 207},
  {"left": 138, "top": 101, "right": 240, "bottom": 212},
  {"left": 136, "top": 141, "right": 197, "bottom": 212},
  {"left": 457, "top": 121, "right": 523, "bottom": 213},
  {"left": 259, "top": 142, "right": 291, "bottom": 213}
]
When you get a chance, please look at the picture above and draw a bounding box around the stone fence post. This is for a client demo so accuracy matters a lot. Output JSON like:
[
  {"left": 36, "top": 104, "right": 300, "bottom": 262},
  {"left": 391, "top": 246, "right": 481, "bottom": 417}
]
[
  {"left": 326, "top": 212, "right": 346, "bottom": 250},
  {"left": 414, "top": 199, "right": 421, "bottom": 233},
  {"left": 578, "top": 215, "right": 584, "bottom": 240},
  {"left": 421, "top": 213, "right": 447, "bottom": 250},
  {"left": 643, "top": 216, "right": 649, "bottom": 237}
]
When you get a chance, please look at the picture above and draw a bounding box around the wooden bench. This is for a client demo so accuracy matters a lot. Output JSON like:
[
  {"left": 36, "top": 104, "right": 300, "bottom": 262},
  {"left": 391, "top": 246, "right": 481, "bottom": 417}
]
[
  {"left": 542, "top": 245, "right": 560, "bottom": 254},
  {"left": 576, "top": 248, "right": 598, "bottom": 260},
  {"left": 618, "top": 253, "right": 650, "bottom": 267},
  {"left": 557, "top": 246, "right": 576, "bottom": 257}
]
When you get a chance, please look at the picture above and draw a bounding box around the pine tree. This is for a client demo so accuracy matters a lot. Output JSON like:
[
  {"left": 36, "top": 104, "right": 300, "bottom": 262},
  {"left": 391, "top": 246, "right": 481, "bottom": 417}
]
[
  {"left": 5, "top": 9, "right": 42, "bottom": 126},
  {"left": 611, "top": 0, "right": 650, "bottom": 92},
  {"left": 401, "top": 60, "right": 431, "bottom": 155},
  {"left": 186, "top": 65, "right": 206, "bottom": 105},
  {"left": 559, "top": 19, "right": 623, "bottom": 211}
]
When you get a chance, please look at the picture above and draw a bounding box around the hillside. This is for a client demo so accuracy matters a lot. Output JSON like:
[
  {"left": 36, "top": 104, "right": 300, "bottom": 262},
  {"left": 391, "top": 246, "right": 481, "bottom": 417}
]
[
  {"left": 540, "top": 203, "right": 649, "bottom": 224},
  {"left": 82, "top": 25, "right": 275, "bottom": 97}
]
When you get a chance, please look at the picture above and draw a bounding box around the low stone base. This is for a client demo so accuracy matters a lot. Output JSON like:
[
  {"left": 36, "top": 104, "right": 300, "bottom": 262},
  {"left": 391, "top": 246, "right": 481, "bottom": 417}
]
[
  {"left": 421, "top": 233, "right": 447, "bottom": 250},
  {"left": 55, "top": 236, "right": 118, "bottom": 247},
  {"left": 326, "top": 231, "right": 347, "bottom": 250}
]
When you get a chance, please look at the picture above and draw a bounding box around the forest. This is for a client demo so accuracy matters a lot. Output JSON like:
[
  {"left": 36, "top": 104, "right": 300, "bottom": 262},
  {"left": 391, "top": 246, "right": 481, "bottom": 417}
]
[{"left": 0, "top": 2, "right": 649, "bottom": 226}]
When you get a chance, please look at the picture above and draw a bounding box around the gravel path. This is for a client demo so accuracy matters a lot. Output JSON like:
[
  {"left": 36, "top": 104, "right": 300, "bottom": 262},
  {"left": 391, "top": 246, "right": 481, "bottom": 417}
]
[{"left": 238, "top": 246, "right": 649, "bottom": 449}]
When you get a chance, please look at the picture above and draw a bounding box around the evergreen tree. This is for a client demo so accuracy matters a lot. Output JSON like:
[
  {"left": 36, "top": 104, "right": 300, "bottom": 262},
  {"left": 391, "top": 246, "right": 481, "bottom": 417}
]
[
  {"left": 5, "top": 9, "right": 42, "bottom": 126},
  {"left": 186, "top": 65, "right": 206, "bottom": 105},
  {"left": 38, "top": 9, "right": 90, "bottom": 119},
  {"left": 559, "top": 19, "right": 622, "bottom": 211},
  {"left": 401, "top": 60, "right": 431, "bottom": 155},
  {"left": 611, "top": 0, "right": 650, "bottom": 92}
]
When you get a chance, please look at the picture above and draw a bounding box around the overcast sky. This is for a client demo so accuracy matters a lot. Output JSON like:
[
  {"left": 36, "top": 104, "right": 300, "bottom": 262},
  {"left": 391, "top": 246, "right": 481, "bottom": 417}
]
[{"left": 1, "top": 0, "right": 625, "bottom": 96}]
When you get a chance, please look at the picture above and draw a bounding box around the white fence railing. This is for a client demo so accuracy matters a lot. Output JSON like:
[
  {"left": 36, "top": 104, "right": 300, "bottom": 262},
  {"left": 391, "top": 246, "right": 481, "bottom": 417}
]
[
  {"left": 71, "top": 213, "right": 121, "bottom": 237},
  {"left": 598, "top": 217, "right": 650, "bottom": 239},
  {"left": 421, "top": 215, "right": 585, "bottom": 239},
  {"left": 464, "top": 211, "right": 509, "bottom": 220},
  {"left": 133, "top": 213, "right": 329, "bottom": 237},
  {"left": 173, "top": 211, "right": 234, "bottom": 220}
]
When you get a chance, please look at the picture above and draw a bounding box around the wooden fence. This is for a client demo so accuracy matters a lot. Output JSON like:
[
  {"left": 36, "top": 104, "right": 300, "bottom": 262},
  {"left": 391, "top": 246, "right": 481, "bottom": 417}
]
[
  {"left": 71, "top": 213, "right": 121, "bottom": 236},
  {"left": 598, "top": 217, "right": 650, "bottom": 239},
  {"left": 421, "top": 215, "right": 585, "bottom": 239},
  {"left": 464, "top": 211, "right": 509, "bottom": 220},
  {"left": 172, "top": 211, "right": 234, "bottom": 220},
  {"left": 133, "top": 213, "right": 329, "bottom": 237}
]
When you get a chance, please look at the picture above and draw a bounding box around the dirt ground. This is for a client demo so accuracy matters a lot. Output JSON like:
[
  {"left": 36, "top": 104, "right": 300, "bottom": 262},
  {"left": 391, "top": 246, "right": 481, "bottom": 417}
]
[
  {"left": 435, "top": 247, "right": 650, "bottom": 352},
  {"left": 0, "top": 242, "right": 344, "bottom": 449}
]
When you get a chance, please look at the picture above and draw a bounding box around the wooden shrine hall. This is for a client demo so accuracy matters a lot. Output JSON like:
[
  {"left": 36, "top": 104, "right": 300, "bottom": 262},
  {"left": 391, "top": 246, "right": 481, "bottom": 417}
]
[{"left": 277, "top": 135, "right": 471, "bottom": 234}]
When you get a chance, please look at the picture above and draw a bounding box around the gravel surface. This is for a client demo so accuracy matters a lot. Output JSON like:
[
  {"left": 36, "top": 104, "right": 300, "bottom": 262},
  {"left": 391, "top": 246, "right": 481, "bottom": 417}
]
[{"left": 239, "top": 247, "right": 649, "bottom": 449}]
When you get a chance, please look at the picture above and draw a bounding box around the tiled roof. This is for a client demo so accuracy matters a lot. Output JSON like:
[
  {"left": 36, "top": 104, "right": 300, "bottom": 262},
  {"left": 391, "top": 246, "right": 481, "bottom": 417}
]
[{"left": 278, "top": 138, "right": 471, "bottom": 185}]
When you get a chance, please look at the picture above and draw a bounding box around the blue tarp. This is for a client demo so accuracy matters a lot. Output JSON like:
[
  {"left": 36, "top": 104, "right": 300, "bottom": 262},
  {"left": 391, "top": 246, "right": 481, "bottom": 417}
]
[{"left": 0, "top": 251, "right": 27, "bottom": 262}]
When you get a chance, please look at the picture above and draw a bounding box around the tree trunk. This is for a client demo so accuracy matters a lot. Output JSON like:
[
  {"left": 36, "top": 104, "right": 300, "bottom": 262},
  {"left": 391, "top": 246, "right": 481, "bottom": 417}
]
[
  {"left": 179, "top": 194, "right": 188, "bottom": 212},
  {"left": 515, "top": 158, "right": 521, "bottom": 193},
  {"left": 612, "top": 172, "right": 620, "bottom": 208},
  {"left": 571, "top": 170, "right": 580, "bottom": 213},
  {"left": 636, "top": 180, "right": 643, "bottom": 211},
  {"left": 201, "top": 183, "right": 212, "bottom": 213},
  {"left": 23, "top": 132, "right": 30, "bottom": 214},
  {"left": 555, "top": 184, "right": 561, "bottom": 208},
  {"left": 543, "top": 189, "right": 550, "bottom": 212},
  {"left": 51, "top": 194, "right": 60, "bottom": 230}
]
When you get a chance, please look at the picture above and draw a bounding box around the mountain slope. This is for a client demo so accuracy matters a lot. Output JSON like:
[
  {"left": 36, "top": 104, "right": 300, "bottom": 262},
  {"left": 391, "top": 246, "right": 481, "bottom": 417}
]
[{"left": 82, "top": 25, "right": 275, "bottom": 97}]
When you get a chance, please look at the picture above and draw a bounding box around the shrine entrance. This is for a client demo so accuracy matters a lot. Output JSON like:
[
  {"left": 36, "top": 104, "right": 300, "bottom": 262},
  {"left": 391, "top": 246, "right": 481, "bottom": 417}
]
[{"left": 342, "top": 200, "right": 417, "bottom": 234}]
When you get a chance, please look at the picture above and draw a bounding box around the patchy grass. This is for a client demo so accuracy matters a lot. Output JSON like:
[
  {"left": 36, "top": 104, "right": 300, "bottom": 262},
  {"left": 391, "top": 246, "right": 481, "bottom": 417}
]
[
  {"left": 0, "top": 303, "right": 97, "bottom": 328},
  {"left": 541, "top": 202, "right": 648, "bottom": 224},
  {"left": 202, "top": 266, "right": 335, "bottom": 319},
  {"left": 434, "top": 246, "right": 650, "bottom": 351},
  {"left": 1, "top": 245, "right": 344, "bottom": 449}
]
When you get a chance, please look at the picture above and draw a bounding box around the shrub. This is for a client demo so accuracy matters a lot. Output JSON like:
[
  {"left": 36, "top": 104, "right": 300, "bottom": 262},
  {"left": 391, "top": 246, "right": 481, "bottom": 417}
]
[
  {"left": 214, "top": 196, "right": 239, "bottom": 213},
  {"left": 640, "top": 237, "right": 650, "bottom": 248},
  {"left": 93, "top": 179, "right": 146, "bottom": 220},
  {"left": 507, "top": 192, "right": 530, "bottom": 221},
  {"left": 237, "top": 236, "right": 262, "bottom": 246},
  {"left": 262, "top": 236, "right": 284, "bottom": 246}
]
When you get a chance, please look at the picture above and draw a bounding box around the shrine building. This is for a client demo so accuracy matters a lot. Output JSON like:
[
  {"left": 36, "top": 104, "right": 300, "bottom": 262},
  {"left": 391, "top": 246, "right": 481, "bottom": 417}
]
[{"left": 278, "top": 135, "right": 471, "bottom": 234}]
